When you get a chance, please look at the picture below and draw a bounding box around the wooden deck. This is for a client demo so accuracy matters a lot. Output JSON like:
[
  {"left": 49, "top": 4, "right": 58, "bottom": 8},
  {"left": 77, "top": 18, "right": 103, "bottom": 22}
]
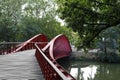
[{"left": 0, "top": 50, "right": 45, "bottom": 80}]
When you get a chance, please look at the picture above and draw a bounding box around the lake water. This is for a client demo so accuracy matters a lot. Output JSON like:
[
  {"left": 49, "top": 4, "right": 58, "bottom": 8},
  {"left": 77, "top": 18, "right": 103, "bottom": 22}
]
[{"left": 59, "top": 59, "right": 120, "bottom": 80}]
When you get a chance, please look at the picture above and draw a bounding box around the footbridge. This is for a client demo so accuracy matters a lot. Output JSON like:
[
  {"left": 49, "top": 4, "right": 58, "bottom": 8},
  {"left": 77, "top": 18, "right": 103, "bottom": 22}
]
[{"left": 0, "top": 34, "right": 76, "bottom": 80}]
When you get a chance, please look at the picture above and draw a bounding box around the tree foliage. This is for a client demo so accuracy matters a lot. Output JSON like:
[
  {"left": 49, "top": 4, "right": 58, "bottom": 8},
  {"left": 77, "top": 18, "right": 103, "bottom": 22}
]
[
  {"left": 56, "top": 0, "right": 120, "bottom": 47},
  {"left": 0, "top": 0, "right": 78, "bottom": 43}
]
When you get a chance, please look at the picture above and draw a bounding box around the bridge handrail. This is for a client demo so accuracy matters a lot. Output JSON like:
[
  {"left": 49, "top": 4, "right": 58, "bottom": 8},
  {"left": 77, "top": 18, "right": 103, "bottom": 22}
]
[
  {"left": 14, "top": 34, "right": 48, "bottom": 52},
  {"left": 0, "top": 34, "right": 48, "bottom": 54},
  {"left": 0, "top": 42, "right": 48, "bottom": 54},
  {"left": 35, "top": 43, "right": 75, "bottom": 80},
  {"left": 0, "top": 34, "right": 76, "bottom": 80},
  {"left": 0, "top": 42, "right": 21, "bottom": 54}
]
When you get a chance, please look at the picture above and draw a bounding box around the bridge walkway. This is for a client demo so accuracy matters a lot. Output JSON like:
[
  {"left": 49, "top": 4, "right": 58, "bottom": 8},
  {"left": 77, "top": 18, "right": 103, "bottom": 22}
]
[{"left": 0, "top": 49, "right": 45, "bottom": 80}]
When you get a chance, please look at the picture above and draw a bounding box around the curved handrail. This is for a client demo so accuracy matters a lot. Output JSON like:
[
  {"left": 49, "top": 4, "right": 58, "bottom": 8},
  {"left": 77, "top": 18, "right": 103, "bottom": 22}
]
[
  {"left": 42, "top": 34, "right": 72, "bottom": 60},
  {"left": 35, "top": 43, "right": 76, "bottom": 80},
  {"left": 14, "top": 34, "right": 48, "bottom": 52},
  {"left": 0, "top": 34, "right": 48, "bottom": 54},
  {"left": 42, "top": 34, "right": 62, "bottom": 59},
  {"left": 50, "top": 34, "right": 72, "bottom": 60}
]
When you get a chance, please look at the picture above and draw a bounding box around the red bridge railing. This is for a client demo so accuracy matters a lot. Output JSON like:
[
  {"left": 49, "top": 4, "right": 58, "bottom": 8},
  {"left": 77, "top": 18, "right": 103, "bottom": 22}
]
[
  {"left": 0, "top": 34, "right": 48, "bottom": 54},
  {"left": 0, "top": 34, "right": 76, "bottom": 80},
  {"left": 35, "top": 43, "right": 75, "bottom": 80},
  {"left": 0, "top": 42, "right": 22, "bottom": 55}
]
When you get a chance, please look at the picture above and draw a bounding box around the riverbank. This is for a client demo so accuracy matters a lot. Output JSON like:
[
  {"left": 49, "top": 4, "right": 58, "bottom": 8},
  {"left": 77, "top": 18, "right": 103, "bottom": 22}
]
[
  {"left": 71, "top": 49, "right": 120, "bottom": 63},
  {"left": 72, "top": 49, "right": 97, "bottom": 60}
]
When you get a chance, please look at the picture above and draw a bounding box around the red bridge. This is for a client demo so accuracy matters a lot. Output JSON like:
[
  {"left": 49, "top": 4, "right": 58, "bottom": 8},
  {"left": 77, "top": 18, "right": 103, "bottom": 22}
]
[{"left": 0, "top": 34, "right": 76, "bottom": 80}]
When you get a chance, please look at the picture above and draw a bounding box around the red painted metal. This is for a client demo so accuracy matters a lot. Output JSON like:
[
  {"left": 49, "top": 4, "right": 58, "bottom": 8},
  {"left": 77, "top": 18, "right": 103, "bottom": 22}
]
[
  {"left": 2, "top": 34, "right": 71, "bottom": 60},
  {"left": 0, "top": 34, "right": 48, "bottom": 54},
  {"left": 35, "top": 48, "right": 62, "bottom": 80},
  {"left": 35, "top": 34, "right": 75, "bottom": 80},
  {"left": 42, "top": 34, "right": 72, "bottom": 60},
  {"left": 14, "top": 34, "right": 48, "bottom": 52},
  {"left": 50, "top": 34, "right": 72, "bottom": 60},
  {"left": 35, "top": 43, "right": 76, "bottom": 80},
  {"left": 0, "top": 34, "right": 76, "bottom": 80}
]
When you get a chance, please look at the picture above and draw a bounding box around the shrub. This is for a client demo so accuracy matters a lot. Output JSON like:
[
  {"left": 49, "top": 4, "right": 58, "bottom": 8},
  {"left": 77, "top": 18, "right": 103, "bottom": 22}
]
[{"left": 96, "top": 50, "right": 119, "bottom": 63}]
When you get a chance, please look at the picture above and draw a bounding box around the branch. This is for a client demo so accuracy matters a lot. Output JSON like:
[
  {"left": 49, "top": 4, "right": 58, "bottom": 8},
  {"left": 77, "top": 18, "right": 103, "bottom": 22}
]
[{"left": 86, "top": 19, "right": 120, "bottom": 45}]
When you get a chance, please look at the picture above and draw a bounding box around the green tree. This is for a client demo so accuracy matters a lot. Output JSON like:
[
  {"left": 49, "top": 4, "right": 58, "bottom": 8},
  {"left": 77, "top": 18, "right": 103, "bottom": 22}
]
[
  {"left": 0, "top": 0, "right": 78, "bottom": 44},
  {"left": 56, "top": 0, "right": 120, "bottom": 48}
]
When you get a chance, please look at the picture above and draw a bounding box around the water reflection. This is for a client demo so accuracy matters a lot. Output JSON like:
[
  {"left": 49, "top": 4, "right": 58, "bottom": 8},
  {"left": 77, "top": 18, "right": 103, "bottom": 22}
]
[
  {"left": 70, "top": 65, "right": 98, "bottom": 80},
  {"left": 81, "top": 65, "right": 97, "bottom": 80},
  {"left": 58, "top": 59, "right": 120, "bottom": 80},
  {"left": 70, "top": 68, "right": 78, "bottom": 78}
]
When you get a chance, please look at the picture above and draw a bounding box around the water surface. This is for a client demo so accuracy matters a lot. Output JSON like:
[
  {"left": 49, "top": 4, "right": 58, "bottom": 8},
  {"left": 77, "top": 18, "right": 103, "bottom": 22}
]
[{"left": 60, "top": 60, "right": 120, "bottom": 80}]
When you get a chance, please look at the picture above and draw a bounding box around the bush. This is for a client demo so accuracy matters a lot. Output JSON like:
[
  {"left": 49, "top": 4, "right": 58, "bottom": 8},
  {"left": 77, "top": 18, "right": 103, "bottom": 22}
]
[{"left": 96, "top": 50, "right": 119, "bottom": 63}]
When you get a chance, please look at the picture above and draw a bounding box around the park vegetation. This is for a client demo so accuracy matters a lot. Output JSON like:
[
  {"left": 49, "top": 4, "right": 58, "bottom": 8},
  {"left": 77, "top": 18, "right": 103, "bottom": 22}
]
[
  {"left": 0, "top": 0, "right": 79, "bottom": 44},
  {"left": 56, "top": 0, "right": 120, "bottom": 62},
  {"left": 1, "top": 0, "right": 120, "bottom": 62}
]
